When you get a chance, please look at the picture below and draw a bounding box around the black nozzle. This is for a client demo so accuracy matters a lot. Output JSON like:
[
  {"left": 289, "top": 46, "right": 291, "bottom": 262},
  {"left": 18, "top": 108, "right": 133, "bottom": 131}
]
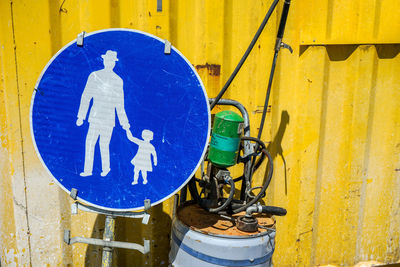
[{"left": 261, "top": 205, "right": 287, "bottom": 216}]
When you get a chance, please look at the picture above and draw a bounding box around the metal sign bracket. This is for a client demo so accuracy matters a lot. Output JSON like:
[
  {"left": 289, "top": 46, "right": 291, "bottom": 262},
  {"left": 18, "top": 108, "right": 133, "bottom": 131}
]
[
  {"left": 164, "top": 39, "right": 171, "bottom": 54},
  {"left": 64, "top": 197, "right": 151, "bottom": 266},
  {"left": 77, "top": 31, "right": 86, "bottom": 47}
]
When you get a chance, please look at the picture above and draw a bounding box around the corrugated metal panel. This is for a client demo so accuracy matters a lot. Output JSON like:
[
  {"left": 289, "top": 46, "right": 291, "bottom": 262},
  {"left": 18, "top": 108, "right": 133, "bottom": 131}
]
[
  {"left": 0, "top": 0, "right": 399, "bottom": 266},
  {"left": 299, "top": 1, "right": 400, "bottom": 44},
  {"left": 271, "top": 44, "right": 400, "bottom": 266}
]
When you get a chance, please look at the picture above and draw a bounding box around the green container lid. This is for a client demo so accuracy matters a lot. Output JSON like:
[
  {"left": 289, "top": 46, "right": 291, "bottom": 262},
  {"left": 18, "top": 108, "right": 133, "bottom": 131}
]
[{"left": 215, "top": 110, "right": 244, "bottom": 123}]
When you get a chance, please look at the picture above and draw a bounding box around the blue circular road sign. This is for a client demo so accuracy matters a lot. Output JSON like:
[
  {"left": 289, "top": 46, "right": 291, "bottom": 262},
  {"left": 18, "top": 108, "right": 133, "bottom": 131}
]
[{"left": 30, "top": 29, "right": 210, "bottom": 211}]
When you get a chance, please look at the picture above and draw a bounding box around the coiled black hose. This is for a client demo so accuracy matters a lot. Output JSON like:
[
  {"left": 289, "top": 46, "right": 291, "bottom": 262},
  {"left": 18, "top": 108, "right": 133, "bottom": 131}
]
[
  {"left": 189, "top": 137, "right": 274, "bottom": 215},
  {"left": 208, "top": 177, "right": 235, "bottom": 213},
  {"left": 232, "top": 148, "right": 273, "bottom": 213},
  {"left": 188, "top": 176, "right": 236, "bottom": 213}
]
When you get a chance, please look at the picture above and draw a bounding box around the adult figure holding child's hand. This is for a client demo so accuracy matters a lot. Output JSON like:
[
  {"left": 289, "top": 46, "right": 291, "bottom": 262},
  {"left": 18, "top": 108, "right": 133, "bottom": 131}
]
[{"left": 76, "top": 50, "right": 130, "bottom": 177}]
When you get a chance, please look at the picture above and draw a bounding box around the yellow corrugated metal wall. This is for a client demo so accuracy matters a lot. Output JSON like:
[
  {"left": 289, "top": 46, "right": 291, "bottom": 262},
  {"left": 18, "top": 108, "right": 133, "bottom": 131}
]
[{"left": 0, "top": 0, "right": 399, "bottom": 266}]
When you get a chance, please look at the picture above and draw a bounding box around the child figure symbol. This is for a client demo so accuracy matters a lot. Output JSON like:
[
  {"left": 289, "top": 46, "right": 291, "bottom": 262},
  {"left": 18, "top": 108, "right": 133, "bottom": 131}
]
[{"left": 126, "top": 129, "right": 157, "bottom": 185}]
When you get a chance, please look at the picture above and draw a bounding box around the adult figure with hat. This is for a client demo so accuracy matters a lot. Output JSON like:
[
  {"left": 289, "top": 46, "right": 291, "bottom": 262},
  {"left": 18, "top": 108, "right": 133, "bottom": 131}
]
[{"left": 76, "top": 50, "right": 130, "bottom": 177}]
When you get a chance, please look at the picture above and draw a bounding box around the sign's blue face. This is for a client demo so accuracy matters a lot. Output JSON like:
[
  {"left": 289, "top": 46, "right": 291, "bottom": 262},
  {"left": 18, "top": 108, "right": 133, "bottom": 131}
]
[{"left": 31, "top": 29, "right": 210, "bottom": 211}]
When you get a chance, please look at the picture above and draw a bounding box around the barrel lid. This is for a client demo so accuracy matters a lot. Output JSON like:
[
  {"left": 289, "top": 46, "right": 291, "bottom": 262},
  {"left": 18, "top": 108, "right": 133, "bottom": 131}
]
[{"left": 215, "top": 110, "right": 244, "bottom": 123}]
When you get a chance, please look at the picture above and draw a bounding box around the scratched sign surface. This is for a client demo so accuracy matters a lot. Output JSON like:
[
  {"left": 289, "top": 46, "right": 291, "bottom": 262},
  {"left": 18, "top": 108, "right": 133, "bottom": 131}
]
[{"left": 30, "top": 29, "right": 210, "bottom": 211}]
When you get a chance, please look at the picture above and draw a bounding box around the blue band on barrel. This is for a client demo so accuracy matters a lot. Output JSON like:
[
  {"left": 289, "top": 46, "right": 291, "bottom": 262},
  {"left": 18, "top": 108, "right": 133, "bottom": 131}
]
[
  {"left": 210, "top": 133, "right": 240, "bottom": 152},
  {"left": 172, "top": 232, "right": 273, "bottom": 266}
]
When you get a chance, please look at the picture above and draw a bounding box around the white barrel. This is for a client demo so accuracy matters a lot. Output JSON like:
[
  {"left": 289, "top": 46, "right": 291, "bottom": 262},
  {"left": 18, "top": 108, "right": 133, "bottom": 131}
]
[{"left": 169, "top": 217, "right": 275, "bottom": 267}]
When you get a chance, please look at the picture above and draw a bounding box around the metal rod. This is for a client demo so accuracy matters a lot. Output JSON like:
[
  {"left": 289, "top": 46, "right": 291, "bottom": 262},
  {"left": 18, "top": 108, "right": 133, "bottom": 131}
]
[
  {"left": 209, "top": 0, "right": 280, "bottom": 110},
  {"left": 68, "top": 236, "right": 149, "bottom": 253},
  {"left": 208, "top": 98, "right": 250, "bottom": 137},
  {"left": 101, "top": 215, "right": 116, "bottom": 267},
  {"left": 173, "top": 194, "right": 179, "bottom": 218},
  {"left": 75, "top": 201, "right": 148, "bottom": 218},
  {"left": 257, "top": 0, "right": 291, "bottom": 140},
  {"left": 64, "top": 229, "right": 150, "bottom": 254},
  {"left": 257, "top": 52, "right": 279, "bottom": 140}
]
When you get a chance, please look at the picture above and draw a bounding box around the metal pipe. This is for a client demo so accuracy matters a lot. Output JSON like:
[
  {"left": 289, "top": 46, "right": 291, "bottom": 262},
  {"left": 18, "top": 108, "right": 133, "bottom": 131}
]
[
  {"left": 101, "top": 215, "right": 115, "bottom": 267},
  {"left": 245, "top": 203, "right": 287, "bottom": 217},
  {"left": 208, "top": 98, "right": 250, "bottom": 137},
  {"left": 245, "top": 203, "right": 263, "bottom": 217},
  {"left": 64, "top": 229, "right": 150, "bottom": 254},
  {"left": 69, "top": 236, "right": 150, "bottom": 254},
  {"left": 173, "top": 194, "right": 179, "bottom": 218}
]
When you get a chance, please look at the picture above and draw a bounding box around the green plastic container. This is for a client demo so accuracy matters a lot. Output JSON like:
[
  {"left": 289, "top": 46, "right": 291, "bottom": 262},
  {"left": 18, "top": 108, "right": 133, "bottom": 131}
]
[{"left": 208, "top": 110, "right": 244, "bottom": 168}]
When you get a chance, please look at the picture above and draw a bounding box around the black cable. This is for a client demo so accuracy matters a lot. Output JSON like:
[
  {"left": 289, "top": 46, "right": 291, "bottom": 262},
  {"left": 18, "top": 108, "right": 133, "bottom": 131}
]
[
  {"left": 241, "top": 136, "right": 267, "bottom": 176},
  {"left": 232, "top": 148, "right": 273, "bottom": 213},
  {"left": 209, "top": 0, "right": 280, "bottom": 110},
  {"left": 188, "top": 176, "right": 201, "bottom": 203},
  {"left": 189, "top": 175, "right": 236, "bottom": 213},
  {"left": 257, "top": 52, "right": 278, "bottom": 140},
  {"left": 208, "top": 178, "right": 235, "bottom": 213},
  {"left": 189, "top": 138, "right": 274, "bottom": 215}
]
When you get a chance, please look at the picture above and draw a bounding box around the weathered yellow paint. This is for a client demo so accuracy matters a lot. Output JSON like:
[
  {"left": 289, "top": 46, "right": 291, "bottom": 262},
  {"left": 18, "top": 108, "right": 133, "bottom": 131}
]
[
  {"left": 299, "top": 0, "right": 400, "bottom": 45},
  {"left": 1, "top": 0, "right": 400, "bottom": 266}
]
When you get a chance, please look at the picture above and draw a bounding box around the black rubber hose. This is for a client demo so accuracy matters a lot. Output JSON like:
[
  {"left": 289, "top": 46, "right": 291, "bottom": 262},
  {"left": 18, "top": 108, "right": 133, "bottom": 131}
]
[
  {"left": 189, "top": 175, "right": 236, "bottom": 213},
  {"left": 232, "top": 148, "right": 273, "bottom": 213},
  {"left": 241, "top": 136, "right": 266, "bottom": 149},
  {"left": 188, "top": 176, "right": 201, "bottom": 203},
  {"left": 239, "top": 137, "right": 263, "bottom": 200},
  {"left": 209, "top": 0, "right": 280, "bottom": 110},
  {"left": 277, "top": 0, "right": 291, "bottom": 39},
  {"left": 189, "top": 138, "right": 273, "bottom": 214},
  {"left": 261, "top": 205, "right": 287, "bottom": 216},
  {"left": 240, "top": 136, "right": 267, "bottom": 171},
  {"left": 209, "top": 177, "right": 235, "bottom": 213}
]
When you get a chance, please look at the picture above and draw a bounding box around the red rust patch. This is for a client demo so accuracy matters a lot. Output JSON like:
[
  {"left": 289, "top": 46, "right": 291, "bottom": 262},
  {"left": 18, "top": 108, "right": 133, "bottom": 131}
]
[
  {"left": 177, "top": 203, "right": 275, "bottom": 236},
  {"left": 195, "top": 63, "right": 221, "bottom": 76}
]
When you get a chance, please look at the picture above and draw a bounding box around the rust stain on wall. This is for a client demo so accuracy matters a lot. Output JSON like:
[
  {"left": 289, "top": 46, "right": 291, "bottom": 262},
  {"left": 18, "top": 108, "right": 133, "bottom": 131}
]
[{"left": 195, "top": 63, "right": 221, "bottom": 76}]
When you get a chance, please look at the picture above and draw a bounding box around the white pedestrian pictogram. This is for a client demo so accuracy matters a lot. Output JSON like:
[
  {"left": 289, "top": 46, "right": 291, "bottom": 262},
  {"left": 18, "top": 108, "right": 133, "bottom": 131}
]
[
  {"left": 126, "top": 129, "right": 157, "bottom": 185},
  {"left": 76, "top": 50, "right": 131, "bottom": 177}
]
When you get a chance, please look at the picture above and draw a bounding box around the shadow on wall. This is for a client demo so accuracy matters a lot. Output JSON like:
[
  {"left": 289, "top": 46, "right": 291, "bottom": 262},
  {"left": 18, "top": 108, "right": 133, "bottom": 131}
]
[
  {"left": 84, "top": 203, "right": 172, "bottom": 266},
  {"left": 299, "top": 44, "right": 400, "bottom": 60},
  {"left": 264, "top": 110, "right": 290, "bottom": 196}
]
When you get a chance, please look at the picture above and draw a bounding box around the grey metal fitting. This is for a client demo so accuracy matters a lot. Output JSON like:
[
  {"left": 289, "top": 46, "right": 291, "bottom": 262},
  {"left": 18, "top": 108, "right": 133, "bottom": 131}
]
[
  {"left": 215, "top": 169, "right": 230, "bottom": 181},
  {"left": 70, "top": 188, "right": 78, "bottom": 200},
  {"left": 245, "top": 203, "right": 263, "bottom": 217},
  {"left": 224, "top": 175, "right": 233, "bottom": 184},
  {"left": 144, "top": 199, "right": 151, "bottom": 211}
]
